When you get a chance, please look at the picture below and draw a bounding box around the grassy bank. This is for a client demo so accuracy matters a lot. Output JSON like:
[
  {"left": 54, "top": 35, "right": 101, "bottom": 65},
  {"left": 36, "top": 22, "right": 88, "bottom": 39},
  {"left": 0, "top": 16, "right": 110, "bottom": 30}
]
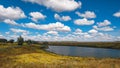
[
  {"left": 42, "top": 41, "right": 120, "bottom": 49},
  {"left": 0, "top": 43, "right": 120, "bottom": 68}
]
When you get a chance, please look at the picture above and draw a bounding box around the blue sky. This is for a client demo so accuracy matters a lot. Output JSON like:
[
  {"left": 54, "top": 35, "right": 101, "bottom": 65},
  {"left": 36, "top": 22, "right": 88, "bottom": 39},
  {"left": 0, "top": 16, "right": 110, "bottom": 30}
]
[{"left": 0, "top": 0, "right": 120, "bottom": 41}]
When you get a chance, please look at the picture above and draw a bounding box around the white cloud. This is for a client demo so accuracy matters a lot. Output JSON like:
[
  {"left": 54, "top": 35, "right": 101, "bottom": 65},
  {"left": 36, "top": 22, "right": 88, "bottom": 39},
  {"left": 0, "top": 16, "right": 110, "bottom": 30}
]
[
  {"left": 5, "top": 32, "right": 10, "bottom": 35},
  {"left": 23, "top": 0, "right": 81, "bottom": 12},
  {"left": 3, "top": 30, "right": 119, "bottom": 41},
  {"left": 93, "top": 20, "right": 114, "bottom": 31},
  {"left": 0, "top": 5, "right": 26, "bottom": 21},
  {"left": 0, "top": 34, "right": 4, "bottom": 38},
  {"left": 54, "top": 14, "right": 60, "bottom": 20},
  {"left": 46, "top": 31, "right": 58, "bottom": 35},
  {"left": 73, "top": 28, "right": 83, "bottom": 35},
  {"left": 84, "top": 34, "right": 92, "bottom": 38},
  {"left": 29, "top": 12, "right": 46, "bottom": 22},
  {"left": 61, "top": 16, "right": 71, "bottom": 21},
  {"left": 73, "top": 28, "right": 89, "bottom": 37},
  {"left": 97, "top": 20, "right": 111, "bottom": 27},
  {"left": 93, "top": 26, "right": 114, "bottom": 31},
  {"left": 75, "top": 11, "right": 96, "bottom": 19},
  {"left": 74, "top": 18, "right": 94, "bottom": 25},
  {"left": 24, "top": 22, "right": 71, "bottom": 32},
  {"left": 116, "top": 36, "right": 120, "bottom": 41},
  {"left": 96, "top": 33, "right": 115, "bottom": 41},
  {"left": 88, "top": 29, "right": 98, "bottom": 34},
  {"left": 75, "top": 28, "right": 82, "bottom": 33},
  {"left": 10, "top": 28, "right": 29, "bottom": 34},
  {"left": 113, "top": 11, "right": 120, "bottom": 17},
  {"left": 4, "top": 19, "right": 18, "bottom": 25},
  {"left": 20, "top": 33, "right": 119, "bottom": 41},
  {"left": 100, "top": 26, "right": 114, "bottom": 31},
  {"left": 54, "top": 13, "right": 71, "bottom": 21},
  {"left": 93, "top": 25, "right": 98, "bottom": 29}
]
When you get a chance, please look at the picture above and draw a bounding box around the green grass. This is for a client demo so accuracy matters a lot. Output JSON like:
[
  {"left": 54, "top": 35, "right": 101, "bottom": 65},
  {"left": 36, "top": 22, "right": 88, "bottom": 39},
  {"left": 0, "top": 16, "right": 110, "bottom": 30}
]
[{"left": 0, "top": 43, "right": 120, "bottom": 68}]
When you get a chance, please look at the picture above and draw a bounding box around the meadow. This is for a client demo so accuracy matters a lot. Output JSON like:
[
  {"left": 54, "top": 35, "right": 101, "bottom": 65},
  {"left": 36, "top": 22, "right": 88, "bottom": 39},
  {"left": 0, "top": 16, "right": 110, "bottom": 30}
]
[{"left": 0, "top": 43, "right": 120, "bottom": 68}]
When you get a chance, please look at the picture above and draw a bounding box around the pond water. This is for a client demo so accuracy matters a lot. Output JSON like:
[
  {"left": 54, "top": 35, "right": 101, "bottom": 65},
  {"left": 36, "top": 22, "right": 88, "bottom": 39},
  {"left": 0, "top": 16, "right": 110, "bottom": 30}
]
[{"left": 46, "top": 46, "right": 120, "bottom": 58}]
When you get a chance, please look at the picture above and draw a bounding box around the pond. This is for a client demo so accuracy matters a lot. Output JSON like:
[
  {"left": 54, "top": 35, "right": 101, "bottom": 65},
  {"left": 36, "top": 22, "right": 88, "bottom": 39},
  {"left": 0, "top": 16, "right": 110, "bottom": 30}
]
[{"left": 46, "top": 46, "right": 120, "bottom": 58}]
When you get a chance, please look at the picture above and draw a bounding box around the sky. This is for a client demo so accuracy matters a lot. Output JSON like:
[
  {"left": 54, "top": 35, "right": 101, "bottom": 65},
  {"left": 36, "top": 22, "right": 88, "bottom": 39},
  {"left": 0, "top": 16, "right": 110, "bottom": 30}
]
[{"left": 0, "top": 0, "right": 120, "bottom": 41}]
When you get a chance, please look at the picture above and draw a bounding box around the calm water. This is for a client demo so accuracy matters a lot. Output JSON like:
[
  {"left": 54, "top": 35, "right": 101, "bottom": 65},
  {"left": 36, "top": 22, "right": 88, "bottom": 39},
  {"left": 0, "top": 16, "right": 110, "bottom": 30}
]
[{"left": 46, "top": 46, "right": 120, "bottom": 58}]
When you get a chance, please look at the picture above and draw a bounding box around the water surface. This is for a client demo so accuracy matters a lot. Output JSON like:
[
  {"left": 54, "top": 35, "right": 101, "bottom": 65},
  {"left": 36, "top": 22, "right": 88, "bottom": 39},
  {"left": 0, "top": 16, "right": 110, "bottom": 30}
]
[{"left": 46, "top": 46, "right": 120, "bottom": 58}]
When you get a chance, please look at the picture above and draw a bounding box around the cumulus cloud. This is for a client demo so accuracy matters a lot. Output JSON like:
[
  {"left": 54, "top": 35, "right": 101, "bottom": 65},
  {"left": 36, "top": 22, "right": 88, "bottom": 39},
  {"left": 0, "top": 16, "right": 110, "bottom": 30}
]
[
  {"left": 3, "top": 29, "right": 119, "bottom": 41},
  {"left": 97, "top": 20, "right": 111, "bottom": 27},
  {"left": 75, "top": 28, "right": 82, "bottom": 33},
  {"left": 116, "top": 36, "right": 120, "bottom": 41},
  {"left": 29, "top": 12, "right": 46, "bottom": 22},
  {"left": 4, "top": 19, "right": 18, "bottom": 25},
  {"left": 0, "top": 34, "right": 4, "bottom": 38},
  {"left": 113, "top": 11, "right": 120, "bottom": 17},
  {"left": 46, "top": 31, "right": 58, "bottom": 35},
  {"left": 75, "top": 11, "right": 96, "bottom": 19},
  {"left": 74, "top": 18, "right": 94, "bottom": 25},
  {"left": 84, "top": 34, "right": 92, "bottom": 38},
  {"left": 24, "top": 22, "right": 71, "bottom": 32},
  {"left": 93, "top": 20, "right": 114, "bottom": 31},
  {"left": 54, "top": 13, "right": 71, "bottom": 21},
  {"left": 10, "top": 28, "right": 29, "bottom": 34},
  {"left": 23, "top": 0, "right": 81, "bottom": 12},
  {"left": 93, "top": 26, "right": 114, "bottom": 31},
  {"left": 5, "top": 32, "right": 10, "bottom": 35},
  {"left": 88, "top": 29, "right": 98, "bottom": 34},
  {"left": 0, "top": 5, "right": 26, "bottom": 21},
  {"left": 73, "top": 28, "right": 83, "bottom": 35}
]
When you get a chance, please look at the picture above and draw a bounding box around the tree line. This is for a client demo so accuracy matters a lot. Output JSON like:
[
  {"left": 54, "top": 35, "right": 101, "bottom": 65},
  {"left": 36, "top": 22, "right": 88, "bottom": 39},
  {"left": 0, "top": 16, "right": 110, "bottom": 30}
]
[
  {"left": 0, "top": 35, "right": 49, "bottom": 46},
  {"left": 0, "top": 36, "right": 35, "bottom": 46},
  {"left": 0, "top": 38, "right": 14, "bottom": 43}
]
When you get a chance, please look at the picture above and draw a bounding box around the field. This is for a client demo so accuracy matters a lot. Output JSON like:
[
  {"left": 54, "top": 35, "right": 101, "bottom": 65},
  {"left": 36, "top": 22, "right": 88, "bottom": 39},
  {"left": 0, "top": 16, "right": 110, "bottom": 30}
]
[{"left": 0, "top": 43, "right": 120, "bottom": 68}]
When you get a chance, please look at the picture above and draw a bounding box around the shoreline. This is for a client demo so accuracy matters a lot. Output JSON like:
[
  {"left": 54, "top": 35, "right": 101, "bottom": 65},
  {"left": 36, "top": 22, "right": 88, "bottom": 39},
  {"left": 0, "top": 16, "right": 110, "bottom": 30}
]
[
  {"left": 39, "top": 41, "right": 120, "bottom": 49},
  {"left": 48, "top": 44, "right": 120, "bottom": 50}
]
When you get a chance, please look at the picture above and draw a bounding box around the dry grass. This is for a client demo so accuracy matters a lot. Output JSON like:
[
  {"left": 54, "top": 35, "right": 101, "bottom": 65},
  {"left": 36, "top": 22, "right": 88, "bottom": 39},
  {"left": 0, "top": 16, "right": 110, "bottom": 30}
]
[{"left": 0, "top": 44, "right": 120, "bottom": 68}]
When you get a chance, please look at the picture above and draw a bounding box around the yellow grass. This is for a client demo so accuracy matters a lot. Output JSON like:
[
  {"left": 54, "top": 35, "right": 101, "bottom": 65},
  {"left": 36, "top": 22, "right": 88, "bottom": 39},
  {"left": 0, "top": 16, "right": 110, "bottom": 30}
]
[{"left": 0, "top": 44, "right": 120, "bottom": 68}]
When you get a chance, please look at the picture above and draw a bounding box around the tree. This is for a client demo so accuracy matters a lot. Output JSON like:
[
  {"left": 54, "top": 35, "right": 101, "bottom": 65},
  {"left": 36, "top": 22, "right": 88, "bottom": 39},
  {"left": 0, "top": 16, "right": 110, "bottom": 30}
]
[
  {"left": 41, "top": 41, "right": 49, "bottom": 48},
  {"left": 8, "top": 39, "right": 14, "bottom": 43},
  {"left": 43, "top": 41, "right": 49, "bottom": 45},
  {"left": 17, "top": 36, "right": 24, "bottom": 46},
  {"left": 0, "top": 38, "right": 7, "bottom": 43},
  {"left": 26, "top": 39, "right": 32, "bottom": 45}
]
